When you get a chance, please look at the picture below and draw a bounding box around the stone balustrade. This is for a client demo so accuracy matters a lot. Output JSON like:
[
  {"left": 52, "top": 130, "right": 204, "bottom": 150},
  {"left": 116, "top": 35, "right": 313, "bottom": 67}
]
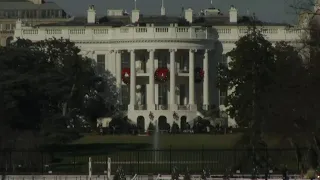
[
  {"left": 14, "top": 26, "right": 303, "bottom": 42},
  {"left": 214, "top": 27, "right": 303, "bottom": 41}
]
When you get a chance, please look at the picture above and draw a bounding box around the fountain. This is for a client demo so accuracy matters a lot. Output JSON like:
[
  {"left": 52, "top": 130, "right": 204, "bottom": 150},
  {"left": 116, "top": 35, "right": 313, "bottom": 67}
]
[
  {"left": 153, "top": 119, "right": 160, "bottom": 162},
  {"left": 149, "top": 111, "right": 159, "bottom": 162}
]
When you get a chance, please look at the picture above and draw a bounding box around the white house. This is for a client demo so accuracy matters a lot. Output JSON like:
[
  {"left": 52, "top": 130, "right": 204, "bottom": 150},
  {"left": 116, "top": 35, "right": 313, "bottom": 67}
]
[{"left": 13, "top": 2, "right": 303, "bottom": 131}]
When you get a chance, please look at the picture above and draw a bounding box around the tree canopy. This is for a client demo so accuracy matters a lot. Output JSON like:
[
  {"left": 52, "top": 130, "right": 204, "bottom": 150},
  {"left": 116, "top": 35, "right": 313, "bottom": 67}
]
[
  {"left": 0, "top": 38, "right": 118, "bottom": 147},
  {"left": 217, "top": 25, "right": 318, "bottom": 137}
]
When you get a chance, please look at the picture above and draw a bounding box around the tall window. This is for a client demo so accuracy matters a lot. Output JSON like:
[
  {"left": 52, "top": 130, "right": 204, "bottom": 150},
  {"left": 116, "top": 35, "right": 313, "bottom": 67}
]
[
  {"left": 5, "top": 24, "right": 10, "bottom": 30},
  {"left": 221, "top": 54, "right": 228, "bottom": 66},
  {"left": 158, "top": 84, "right": 168, "bottom": 105},
  {"left": 97, "top": 54, "right": 105, "bottom": 74},
  {"left": 219, "top": 54, "right": 228, "bottom": 106},
  {"left": 219, "top": 90, "right": 227, "bottom": 106},
  {"left": 140, "top": 55, "right": 146, "bottom": 72},
  {"left": 121, "top": 85, "right": 129, "bottom": 105},
  {"left": 158, "top": 52, "right": 167, "bottom": 68},
  {"left": 41, "top": 10, "right": 46, "bottom": 18},
  {"left": 179, "top": 54, "right": 188, "bottom": 71},
  {"left": 179, "top": 84, "right": 186, "bottom": 105}
]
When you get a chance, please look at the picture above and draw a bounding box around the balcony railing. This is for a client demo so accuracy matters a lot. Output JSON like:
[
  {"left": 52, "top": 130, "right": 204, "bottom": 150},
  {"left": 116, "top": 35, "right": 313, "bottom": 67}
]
[
  {"left": 15, "top": 26, "right": 303, "bottom": 42},
  {"left": 156, "top": 104, "right": 168, "bottom": 110},
  {"left": 178, "top": 68, "right": 189, "bottom": 73},
  {"left": 135, "top": 104, "right": 147, "bottom": 110},
  {"left": 136, "top": 68, "right": 149, "bottom": 74},
  {"left": 177, "top": 105, "right": 190, "bottom": 110}
]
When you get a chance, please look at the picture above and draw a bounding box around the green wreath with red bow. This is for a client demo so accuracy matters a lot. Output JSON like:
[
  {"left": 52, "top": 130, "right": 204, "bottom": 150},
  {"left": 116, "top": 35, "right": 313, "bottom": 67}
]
[
  {"left": 195, "top": 67, "right": 204, "bottom": 83},
  {"left": 121, "top": 68, "right": 130, "bottom": 84},
  {"left": 154, "top": 68, "right": 169, "bottom": 82}
]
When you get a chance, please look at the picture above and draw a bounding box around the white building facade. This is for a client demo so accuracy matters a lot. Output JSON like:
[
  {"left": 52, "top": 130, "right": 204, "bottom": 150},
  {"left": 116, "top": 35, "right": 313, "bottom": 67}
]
[{"left": 13, "top": 4, "right": 302, "bottom": 130}]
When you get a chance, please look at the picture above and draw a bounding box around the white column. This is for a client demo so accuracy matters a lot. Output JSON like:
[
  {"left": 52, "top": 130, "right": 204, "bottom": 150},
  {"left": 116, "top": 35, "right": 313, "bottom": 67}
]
[
  {"left": 148, "top": 49, "right": 155, "bottom": 110},
  {"left": 129, "top": 50, "right": 136, "bottom": 109},
  {"left": 189, "top": 49, "right": 197, "bottom": 110},
  {"left": 203, "top": 49, "right": 209, "bottom": 110},
  {"left": 169, "top": 49, "right": 177, "bottom": 110},
  {"left": 116, "top": 50, "right": 122, "bottom": 104}
]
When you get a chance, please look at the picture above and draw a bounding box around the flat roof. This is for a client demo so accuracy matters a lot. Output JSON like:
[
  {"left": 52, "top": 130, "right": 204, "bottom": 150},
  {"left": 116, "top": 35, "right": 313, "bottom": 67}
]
[
  {"left": 34, "top": 14, "right": 290, "bottom": 28},
  {"left": 0, "top": 1, "right": 64, "bottom": 10}
]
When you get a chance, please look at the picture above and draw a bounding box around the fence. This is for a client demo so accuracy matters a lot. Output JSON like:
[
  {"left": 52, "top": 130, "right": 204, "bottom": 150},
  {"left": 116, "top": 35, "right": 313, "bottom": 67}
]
[{"left": 0, "top": 148, "right": 308, "bottom": 175}]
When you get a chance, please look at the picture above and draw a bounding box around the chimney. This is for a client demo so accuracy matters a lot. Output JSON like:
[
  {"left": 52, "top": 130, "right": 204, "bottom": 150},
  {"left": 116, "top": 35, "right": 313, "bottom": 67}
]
[
  {"left": 28, "top": 0, "right": 43, "bottom": 4},
  {"left": 131, "top": 9, "right": 140, "bottom": 23},
  {"left": 87, "top": 5, "right": 96, "bottom": 24},
  {"left": 184, "top": 8, "right": 193, "bottom": 23},
  {"left": 16, "top": 19, "right": 22, "bottom": 29},
  {"left": 229, "top": 5, "right": 237, "bottom": 23}
]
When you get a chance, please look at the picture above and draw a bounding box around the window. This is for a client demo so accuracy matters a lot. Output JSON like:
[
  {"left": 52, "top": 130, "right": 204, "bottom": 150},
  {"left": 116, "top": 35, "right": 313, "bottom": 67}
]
[
  {"left": 5, "top": 24, "right": 10, "bottom": 30},
  {"left": 219, "top": 90, "right": 227, "bottom": 105},
  {"left": 139, "top": 55, "right": 146, "bottom": 72},
  {"left": 41, "top": 10, "right": 46, "bottom": 18},
  {"left": 55, "top": 10, "right": 59, "bottom": 17},
  {"left": 179, "top": 84, "right": 185, "bottom": 105},
  {"left": 96, "top": 54, "right": 105, "bottom": 74},
  {"left": 179, "top": 55, "right": 188, "bottom": 71},
  {"left": 58, "top": 10, "right": 62, "bottom": 17},
  {"left": 158, "top": 53, "right": 167, "bottom": 68},
  {"left": 121, "top": 85, "right": 129, "bottom": 105},
  {"left": 221, "top": 54, "right": 228, "bottom": 66},
  {"left": 121, "top": 53, "right": 129, "bottom": 67},
  {"left": 158, "top": 84, "right": 168, "bottom": 105}
]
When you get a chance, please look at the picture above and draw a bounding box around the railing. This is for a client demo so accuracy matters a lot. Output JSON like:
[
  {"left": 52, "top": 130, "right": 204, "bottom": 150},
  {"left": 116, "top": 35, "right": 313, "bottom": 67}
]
[
  {"left": 0, "top": 148, "right": 308, "bottom": 175},
  {"left": 135, "top": 104, "right": 147, "bottom": 110},
  {"left": 14, "top": 26, "right": 303, "bottom": 42},
  {"left": 178, "top": 68, "right": 189, "bottom": 73},
  {"left": 178, "top": 105, "right": 190, "bottom": 110},
  {"left": 156, "top": 104, "right": 169, "bottom": 110},
  {"left": 136, "top": 68, "right": 149, "bottom": 74}
]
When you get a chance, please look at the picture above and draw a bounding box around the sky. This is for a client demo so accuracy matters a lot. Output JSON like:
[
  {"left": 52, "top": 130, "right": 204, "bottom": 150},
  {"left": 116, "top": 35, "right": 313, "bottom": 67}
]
[{"left": 49, "top": 0, "right": 308, "bottom": 24}]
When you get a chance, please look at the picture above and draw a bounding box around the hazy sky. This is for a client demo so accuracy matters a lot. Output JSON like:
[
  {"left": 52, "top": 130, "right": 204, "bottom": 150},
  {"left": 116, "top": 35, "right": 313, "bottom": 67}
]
[{"left": 50, "top": 0, "right": 305, "bottom": 24}]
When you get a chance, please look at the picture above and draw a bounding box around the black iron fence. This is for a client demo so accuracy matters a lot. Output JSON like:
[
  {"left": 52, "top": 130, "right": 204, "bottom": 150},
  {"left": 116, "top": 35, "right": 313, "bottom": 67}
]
[{"left": 0, "top": 148, "right": 308, "bottom": 175}]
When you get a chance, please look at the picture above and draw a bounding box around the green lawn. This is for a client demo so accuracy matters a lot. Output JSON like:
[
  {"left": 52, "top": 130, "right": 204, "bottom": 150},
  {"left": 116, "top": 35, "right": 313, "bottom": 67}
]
[
  {"left": 72, "top": 133, "right": 243, "bottom": 149},
  {"left": 39, "top": 133, "right": 305, "bottom": 174}
]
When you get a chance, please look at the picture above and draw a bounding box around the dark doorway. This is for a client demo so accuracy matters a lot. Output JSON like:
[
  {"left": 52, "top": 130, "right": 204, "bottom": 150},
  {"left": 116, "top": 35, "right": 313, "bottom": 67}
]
[
  {"left": 180, "top": 116, "right": 187, "bottom": 131},
  {"left": 6, "top": 36, "right": 13, "bottom": 46},
  {"left": 137, "top": 116, "right": 145, "bottom": 133},
  {"left": 158, "top": 116, "right": 167, "bottom": 131}
]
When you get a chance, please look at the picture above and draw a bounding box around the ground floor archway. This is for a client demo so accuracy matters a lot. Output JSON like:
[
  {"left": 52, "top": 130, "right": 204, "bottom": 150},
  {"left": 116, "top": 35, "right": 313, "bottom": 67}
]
[
  {"left": 137, "top": 116, "right": 145, "bottom": 132},
  {"left": 5, "top": 36, "right": 13, "bottom": 46},
  {"left": 158, "top": 116, "right": 168, "bottom": 131}
]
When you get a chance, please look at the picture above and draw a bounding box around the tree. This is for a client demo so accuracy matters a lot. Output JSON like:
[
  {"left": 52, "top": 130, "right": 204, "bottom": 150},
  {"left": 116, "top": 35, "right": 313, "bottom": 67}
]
[
  {"left": 12, "top": 38, "right": 117, "bottom": 127},
  {"left": 0, "top": 46, "right": 55, "bottom": 148},
  {"left": 261, "top": 41, "right": 308, "bottom": 134},
  {"left": 217, "top": 27, "right": 276, "bottom": 130},
  {"left": 109, "top": 114, "right": 132, "bottom": 134},
  {"left": 171, "top": 123, "right": 180, "bottom": 134},
  {"left": 0, "top": 38, "right": 118, "bottom": 147}
]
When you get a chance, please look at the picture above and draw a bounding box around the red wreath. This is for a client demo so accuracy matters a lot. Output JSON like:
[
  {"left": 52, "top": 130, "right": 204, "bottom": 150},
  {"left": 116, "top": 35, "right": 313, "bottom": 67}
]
[
  {"left": 154, "top": 68, "right": 169, "bottom": 82},
  {"left": 121, "top": 68, "right": 130, "bottom": 84},
  {"left": 195, "top": 67, "right": 204, "bottom": 83}
]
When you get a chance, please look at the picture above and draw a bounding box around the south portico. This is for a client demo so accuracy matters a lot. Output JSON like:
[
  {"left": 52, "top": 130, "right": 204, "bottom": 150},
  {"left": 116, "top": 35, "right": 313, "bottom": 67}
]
[{"left": 105, "top": 47, "right": 215, "bottom": 131}]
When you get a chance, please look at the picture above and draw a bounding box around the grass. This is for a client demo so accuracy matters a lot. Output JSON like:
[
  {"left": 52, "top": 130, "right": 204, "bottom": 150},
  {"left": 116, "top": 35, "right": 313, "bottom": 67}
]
[
  {"left": 8, "top": 133, "right": 305, "bottom": 174},
  {"left": 38, "top": 133, "right": 304, "bottom": 174},
  {"left": 72, "top": 133, "right": 244, "bottom": 149}
]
